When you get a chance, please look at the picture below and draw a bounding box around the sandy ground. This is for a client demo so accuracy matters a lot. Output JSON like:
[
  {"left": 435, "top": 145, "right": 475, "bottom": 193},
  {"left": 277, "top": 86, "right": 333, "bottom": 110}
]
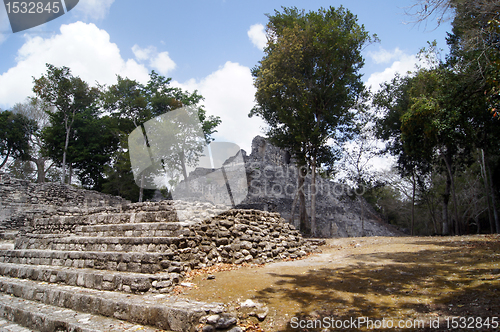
[{"left": 180, "top": 235, "right": 500, "bottom": 331}]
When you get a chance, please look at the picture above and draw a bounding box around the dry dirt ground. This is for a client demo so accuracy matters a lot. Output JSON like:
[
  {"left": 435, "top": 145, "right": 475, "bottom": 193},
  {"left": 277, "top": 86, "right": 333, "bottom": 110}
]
[{"left": 180, "top": 235, "right": 500, "bottom": 332}]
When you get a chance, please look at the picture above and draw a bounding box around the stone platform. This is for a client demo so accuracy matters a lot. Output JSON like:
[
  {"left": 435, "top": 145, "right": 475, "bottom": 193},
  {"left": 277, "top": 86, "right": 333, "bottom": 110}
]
[{"left": 0, "top": 200, "right": 320, "bottom": 331}]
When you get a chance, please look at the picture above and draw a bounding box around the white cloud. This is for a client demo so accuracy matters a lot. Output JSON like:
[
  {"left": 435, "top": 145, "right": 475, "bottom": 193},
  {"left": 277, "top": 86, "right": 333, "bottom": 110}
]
[
  {"left": 0, "top": 22, "right": 150, "bottom": 108},
  {"left": 247, "top": 23, "right": 267, "bottom": 50},
  {"left": 366, "top": 49, "right": 428, "bottom": 92},
  {"left": 132, "top": 45, "right": 176, "bottom": 76},
  {"left": 174, "top": 61, "right": 265, "bottom": 153},
  {"left": 74, "top": 0, "right": 115, "bottom": 20},
  {"left": 151, "top": 52, "right": 176, "bottom": 76},
  {"left": 132, "top": 45, "right": 155, "bottom": 61},
  {"left": 367, "top": 47, "right": 405, "bottom": 64}
]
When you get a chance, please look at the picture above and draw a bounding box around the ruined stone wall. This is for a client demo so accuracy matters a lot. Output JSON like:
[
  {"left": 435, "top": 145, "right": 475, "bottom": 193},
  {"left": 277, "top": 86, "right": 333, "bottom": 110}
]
[
  {"left": 241, "top": 137, "right": 401, "bottom": 237},
  {"left": 0, "top": 172, "right": 129, "bottom": 232},
  {"left": 174, "top": 136, "right": 401, "bottom": 238}
]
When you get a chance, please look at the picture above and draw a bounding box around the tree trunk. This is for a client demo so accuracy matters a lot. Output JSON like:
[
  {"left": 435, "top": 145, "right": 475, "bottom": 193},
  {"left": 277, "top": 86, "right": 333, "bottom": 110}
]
[
  {"left": 310, "top": 157, "right": 317, "bottom": 237},
  {"left": 358, "top": 195, "right": 365, "bottom": 237},
  {"left": 485, "top": 153, "right": 499, "bottom": 233},
  {"left": 298, "top": 166, "right": 309, "bottom": 235},
  {"left": 0, "top": 148, "right": 11, "bottom": 169},
  {"left": 68, "top": 164, "right": 73, "bottom": 185},
  {"left": 442, "top": 149, "right": 459, "bottom": 235},
  {"left": 481, "top": 149, "right": 495, "bottom": 233},
  {"left": 139, "top": 174, "right": 144, "bottom": 203},
  {"left": 425, "top": 193, "right": 438, "bottom": 235},
  {"left": 61, "top": 123, "right": 71, "bottom": 184},
  {"left": 289, "top": 190, "right": 299, "bottom": 227},
  {"left": 35, "top": 157, "right": 46, "bottom": 183},
  {"left": 442, "top": 172, "right": 451, "bottom": 235},
  {"left": 180, "top": 151, "right": 188, "bottom": 181},
  {"left": 411, "top": 170, "right": 416, "bottom": 236}
]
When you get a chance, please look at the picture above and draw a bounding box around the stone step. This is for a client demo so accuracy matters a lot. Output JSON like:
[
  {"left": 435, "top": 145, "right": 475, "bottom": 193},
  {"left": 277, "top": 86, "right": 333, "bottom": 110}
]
[
  {"left": 0, "top": 231, "right": 18, "bottom": 241},
  {"left": 0, "top": 262, "right": 180, "bottom": 294},
  {"left": 73, "top": 222, "right": 192, "bottom": 238},
  {"left": 30, "top": 210, "right": 180, "bottom": 234},
  {"left": 0, "top": 293, "right": 161, "bottom": 332},
  {"left": 0, "top": 250, "right": 191, "bottom": 274},
  {"left": 0, "top": 275, "right": 226, "bottom": 332},
  {"left": 0, "top": 317, "right": 34, "bottom": 332},
  {"left": 16, "top": 235, "right": 198, "bottom": 253},
  {"left": 30, "top": 204, "right": 228, "bottom": 235}
]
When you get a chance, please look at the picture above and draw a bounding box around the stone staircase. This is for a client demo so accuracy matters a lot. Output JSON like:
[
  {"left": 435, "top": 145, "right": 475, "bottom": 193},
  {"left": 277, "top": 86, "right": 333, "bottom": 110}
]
[{"left": 0, "top": 200, "right": 317, "bottom": 331}]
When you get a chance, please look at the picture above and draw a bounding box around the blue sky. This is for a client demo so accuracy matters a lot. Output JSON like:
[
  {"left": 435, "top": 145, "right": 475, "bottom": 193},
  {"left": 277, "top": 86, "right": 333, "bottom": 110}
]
[{"left": 0, "top": 0, "right": 452, "bottom": 153}]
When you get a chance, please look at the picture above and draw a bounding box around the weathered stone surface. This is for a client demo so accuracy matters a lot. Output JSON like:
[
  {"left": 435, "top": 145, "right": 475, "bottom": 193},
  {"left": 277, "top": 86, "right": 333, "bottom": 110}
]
[
  {"left": 0, "top": 169, "right": 333, "bottom": 331},
  {"left": 157, "top": 136, "right": 401, "bottom": 238},
  {"left": 215, "top": 313, "right": 237, "bottom": 329},
  {"left": 0, "top": 275, "right": 225, "bottom": 331},
  {"left": 238, "top": 136, "right": 401, "bottom": 238},
  {"left": 0, "top": 172, "right": 128, "bottom": 233},
  {"left": 9, "top": 202, "right": 317, "bottom": 271},
  {"left": 0, "top": 293, "right": 161, "bottom": 332}
]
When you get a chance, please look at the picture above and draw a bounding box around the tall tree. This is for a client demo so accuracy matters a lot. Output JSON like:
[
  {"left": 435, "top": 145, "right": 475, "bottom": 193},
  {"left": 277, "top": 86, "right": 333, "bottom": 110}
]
[
  {"left": 374, "top": 61, "right": 493, "bottom": 234},
  {"left": 250, "top": 6, "right": 376, "bottom": 235},
  {"left": 407, "top": 0, "right": 500, "bottom": 119},
  {"left": 11, "top": 97, "right": 55, "bottom": 183},
  {"left": 33, "top": 64, "right": 99, "bottom": 184},
  {"left": 0, "top": 110, "right": 36, "bottom": 170},
  {"left": 102, "top": 72, "right": 220, "bottom": 202},
  {"left": 71, "top": 109, "right": 121, "bottom": 190}
]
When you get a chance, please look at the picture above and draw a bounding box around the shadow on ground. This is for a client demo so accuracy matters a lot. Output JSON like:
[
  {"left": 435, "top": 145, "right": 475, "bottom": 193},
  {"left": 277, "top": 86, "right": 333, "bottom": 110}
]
[{"left": 253, "top": 236, "right": 500, "bottom": 331}]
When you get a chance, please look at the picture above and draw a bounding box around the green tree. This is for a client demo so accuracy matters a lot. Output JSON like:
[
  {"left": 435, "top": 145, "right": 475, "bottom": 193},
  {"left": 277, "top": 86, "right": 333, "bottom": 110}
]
[
  {"left": 374, "top": 59, "right": 497, "bottom": 234},
  {"left": 250, "top": 6, "right": 376, "bottom": 235},
  {"left": 11, "top": 97, "right": 55, "bottom": 183},
  {"left": 0, "top": 110, "right": 37, "bottom": 170},
  {"left": 408, "top": 0, "right": 500, "bottom": 119},
  {"left": 446, "top": 3, "right": 500, "bottom": 232},
  {"left": 71, "top": 109, "right": 121, "bottom": 190},
  {"left": 373, "top": 0, "right": 500, "bottom": 235},
  {"left": 33, "top": 64, "right": 99, "bottom": 184},
  {"left": 102, "top": 72, "right": 220, "bottom": 202}
]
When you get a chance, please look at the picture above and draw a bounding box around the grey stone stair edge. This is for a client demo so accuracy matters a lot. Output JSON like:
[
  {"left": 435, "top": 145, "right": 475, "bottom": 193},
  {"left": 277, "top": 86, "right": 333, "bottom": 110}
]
[
  {"left": 27, "top": 206, "right": 279, "bottom": 234},
  {"left": 17, "top": 235, "right": 197, "bottom": 245},
  {"left": 0, "top": 232, "right": 18, "bottom": 241},
  {"left": 75, "top": 220, "right": 190, "bottom": 230},
  {"left": 15, "top": 236, "right": 198, "bottom": 253},
  {"left": 0, "top": 249, "right": 172, "bottom": 261},
  {"left": 0, "top": 275, "right": 226, "bottom": 332},
  {"left": 0, "top": 249, "right": 180, "bottom": 274},
  {"left": 0, "top": 293, "right": 162, "bottom": 332},
  {"left": 0, "top": 317, "right": 35, "bottom": 332},
  {"left": 25, "top": 221, "right": 196, "bottom": 238},
  {"left": 31, "top": 210, "right": 180, "bottom": 228},
  {"left": 28, "top": 202, "right": 230, "bottom": 230},
  {"left": 0, "top": 262, "right": 179, "bottom": 293}
]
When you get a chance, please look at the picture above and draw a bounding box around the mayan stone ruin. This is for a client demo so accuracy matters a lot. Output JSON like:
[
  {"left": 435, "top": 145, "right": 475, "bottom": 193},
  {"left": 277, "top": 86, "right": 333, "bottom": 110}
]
[
  {"left": 179, "top": 136, "right": 400, "bottom": 238},
  {"left": 0, "top": 173, "right": 324, "bottom": 331},
  {"left": 0, "top": 136, "right": 398, "bottom": 331}
]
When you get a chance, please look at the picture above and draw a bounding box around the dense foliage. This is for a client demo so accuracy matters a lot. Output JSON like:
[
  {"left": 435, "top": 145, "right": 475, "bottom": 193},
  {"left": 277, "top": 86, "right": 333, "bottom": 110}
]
[
  {"left": 1, "top": 65, "right": 220, "bottom": 202},
  {"left": 371, "top": 0, "right": 500, "bottom": 235}
]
